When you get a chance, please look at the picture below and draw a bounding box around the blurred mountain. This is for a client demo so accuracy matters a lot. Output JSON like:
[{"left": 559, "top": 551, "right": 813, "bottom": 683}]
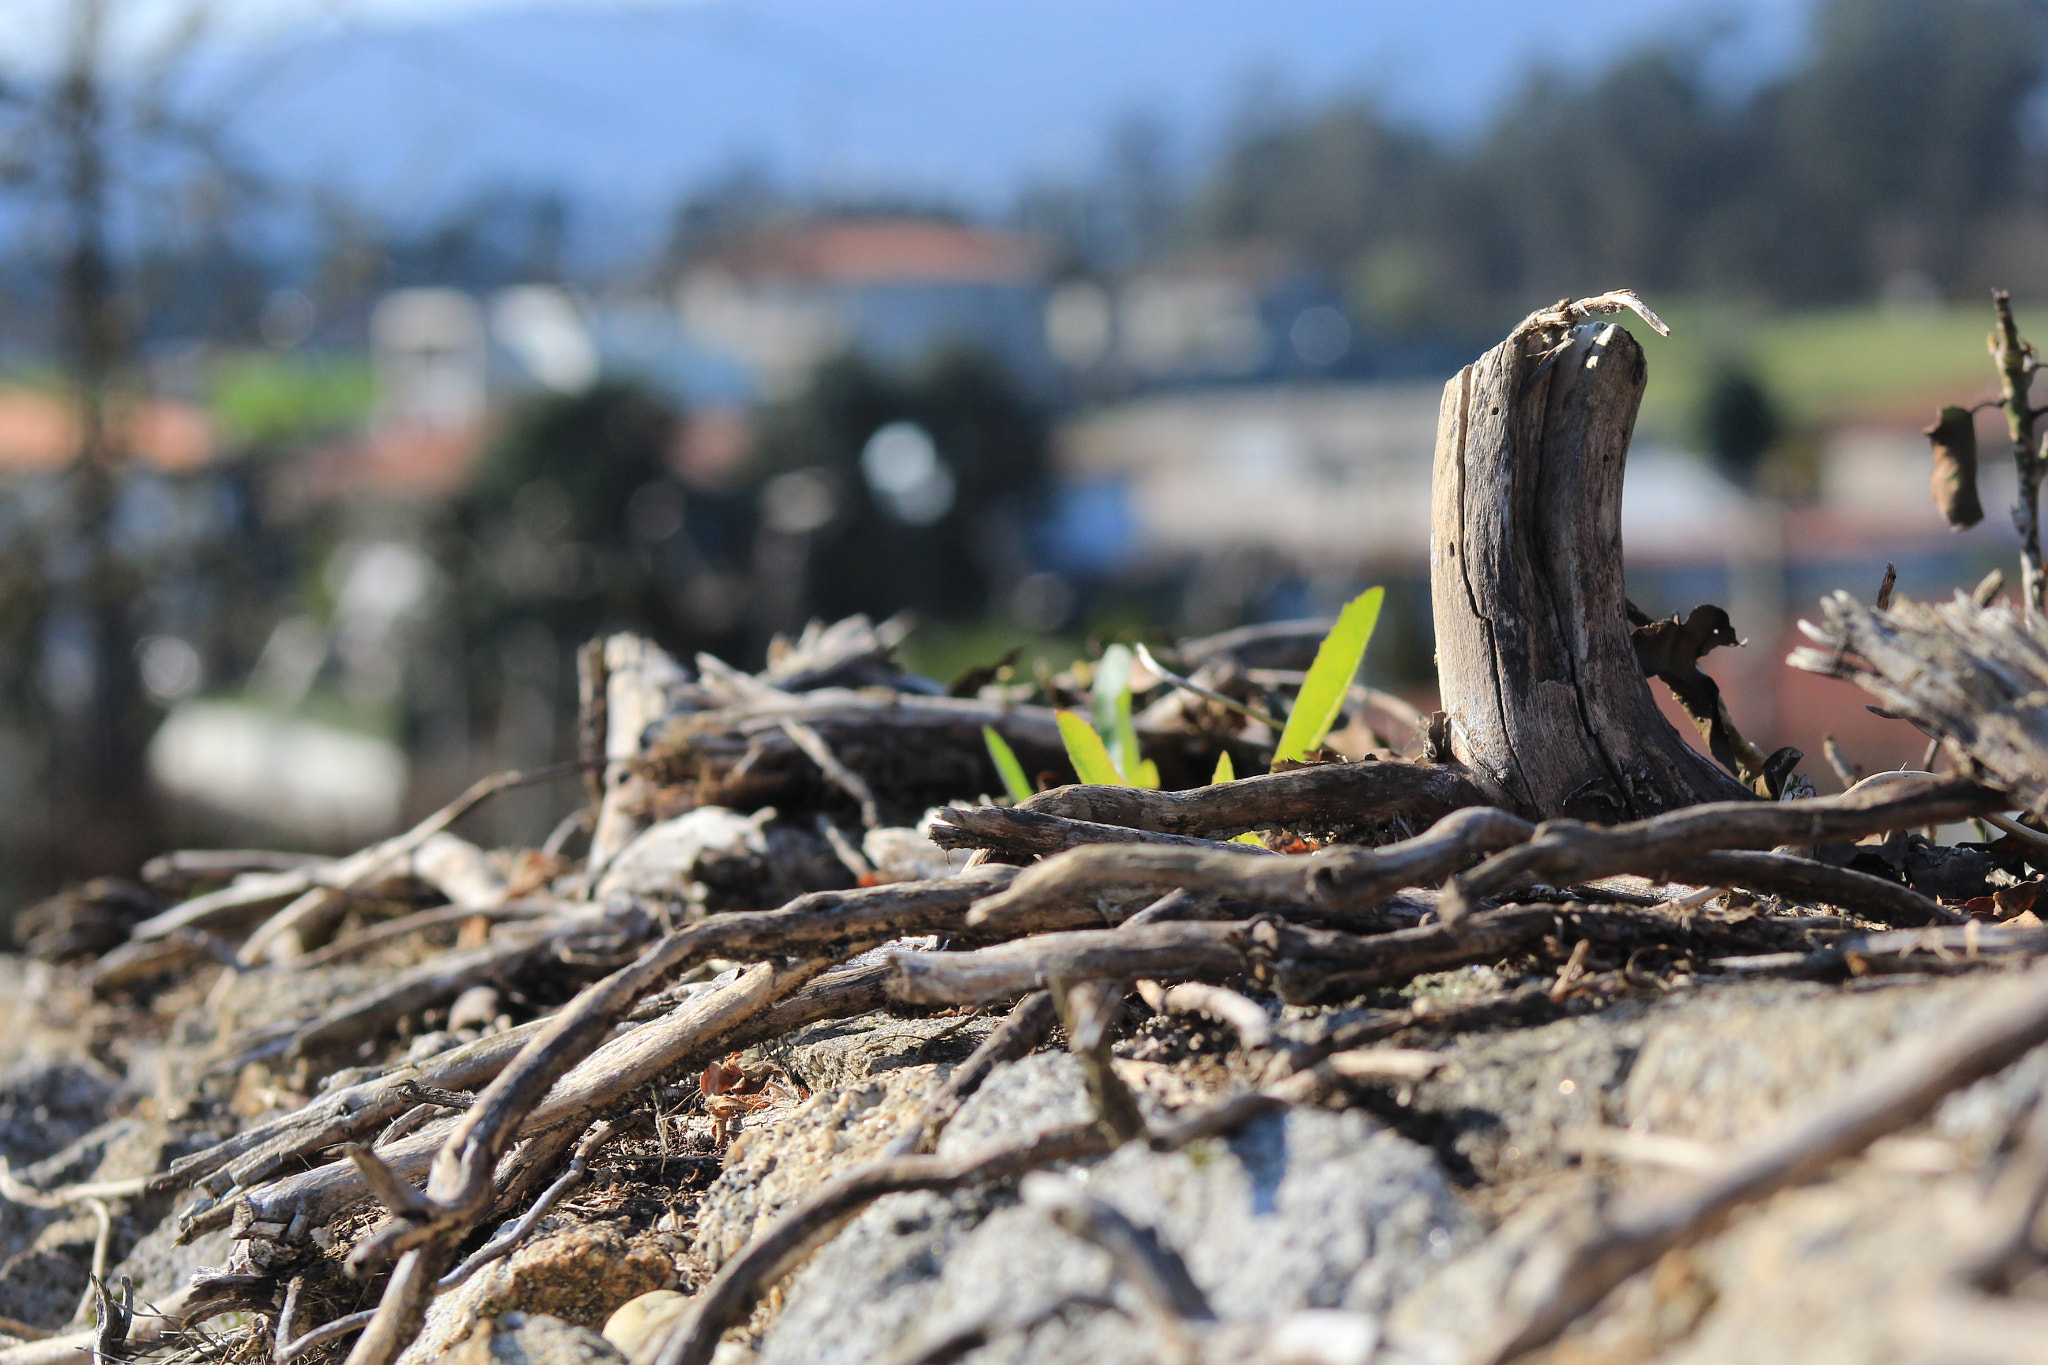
[{"left": 214, "top": 0, "right": 1805, "bottom": 246}]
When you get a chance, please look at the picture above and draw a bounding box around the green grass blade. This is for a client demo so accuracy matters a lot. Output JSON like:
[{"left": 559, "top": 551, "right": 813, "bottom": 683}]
[
  {"left": 982, "top": 726, "right": 1034, "bottom": 804},
  {"left": 1273, "top": 586, "right": 1385, "bottom": 766},
  {"left": 1132, "top": 757, "right": 1161, "bottom": 790},
  {"left": 1211, "top": 750, "right": 1235, "bottom": 784},
  {"left": 1092, "top": 644, "right": 1136, "bottom": 778},
  {"left": 1057, "top": 709, "right": 1126, "bottom": 787},
  {"left": 1114, "top": 687, "right": 1147, "bottom": 784}
]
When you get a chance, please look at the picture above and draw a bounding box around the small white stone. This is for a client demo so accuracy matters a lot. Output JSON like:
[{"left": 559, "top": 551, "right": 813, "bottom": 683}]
[
  {"left": 1261, "top": 1309, "right": 1380, "bottom": 1365},
  {"left": 602, "top": 1289, "right": 691, "bottom": 1359}
]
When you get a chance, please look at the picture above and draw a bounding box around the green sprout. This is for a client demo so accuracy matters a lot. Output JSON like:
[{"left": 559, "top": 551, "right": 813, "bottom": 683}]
[
  {"left": 1055, "top": 643, "right": 1161, "bottom": 788},
  {"left": 1056, "top": 708, "right": 1127, "bottom": 786},
  {"left": 1271, "top": 587, "right": 1384, "bottom": 766},
  {"left": 981, "top": 725, "right": 1035, "bottom": 804}
]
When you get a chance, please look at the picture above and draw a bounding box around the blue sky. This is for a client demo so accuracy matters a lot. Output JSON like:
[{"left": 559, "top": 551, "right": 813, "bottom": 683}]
[{"left": 52, "top": 0, "right": 1819, "bottom": 230}]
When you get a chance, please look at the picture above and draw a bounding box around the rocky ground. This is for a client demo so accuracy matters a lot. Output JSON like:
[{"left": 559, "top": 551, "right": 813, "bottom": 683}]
[{"left": 0, "top": 617, "right": 2045, "bottom": 1365}]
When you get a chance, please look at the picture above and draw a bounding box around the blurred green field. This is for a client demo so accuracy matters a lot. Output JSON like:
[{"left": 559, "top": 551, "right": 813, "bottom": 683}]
[
  {"left": 1632, "top": 298, "right": 2044, "bottom": 444},
  {"left": 208, "top": 353, "right": 375, "bottom": 447}
]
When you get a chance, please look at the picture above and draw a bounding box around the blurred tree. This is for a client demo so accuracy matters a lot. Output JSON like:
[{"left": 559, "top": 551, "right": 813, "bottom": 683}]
[
  {"left": 0, "top": 0, "right": 271, "bottom": 888},
  {"left": 446, "top": 379, "right": 704, "bottom": 839},
  {"left": 1767, "top": 0, "right": 2047, "bottom": 298},
  {"left": 1700, "top": 363, "right": 1784, "bottom": 489},
  {"left": 747, "top": 350, "right": 1048, "bottom": 637},
  {"left": 661, "top": 163, "right": 788, "bottom": 276},
  {"left": 1205, "top": 98, "right": 1444, "bottom": 269},
  {"left": 1182, "top": 0, "right": 2048, "bottom": 323},
  {"left": 455, "top": 379, "right": 689, "bottom": 645},
  {"left": 1471, "top": 47, "right": 1746, "bottom": 301}
]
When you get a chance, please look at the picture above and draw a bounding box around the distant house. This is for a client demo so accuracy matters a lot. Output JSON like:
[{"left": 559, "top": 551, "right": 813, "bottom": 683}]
[
  {"left": 1046, "top": 381, "right": 1754, "bottom": 575},
  {"left": 0, "top": 387, "right": 216, "bottom": 475},
  {"left": 673, "top": 216, "right": 1057, "bottom": 398}
]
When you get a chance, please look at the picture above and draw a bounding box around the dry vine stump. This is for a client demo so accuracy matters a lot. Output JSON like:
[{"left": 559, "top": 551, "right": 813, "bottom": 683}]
[{"left": 1430, "top": 317, "right": 1752, "bottom": 821}]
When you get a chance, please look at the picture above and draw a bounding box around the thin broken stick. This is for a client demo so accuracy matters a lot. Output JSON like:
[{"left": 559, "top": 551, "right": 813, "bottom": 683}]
[
  {"left": 779, "top": 716, "right": 882, "bottom": 829},
  {"left": 966, "top": 806, "right": 1532, "bottom": 931},
  {"left": 1442, "top": 774, "right": 2001, "bottom": 926},
  {"left": 125, "top": 758, "right": 594, "bottom": 945},
  {"left": 438, "top": 1120, "right": 618, "bottom": 1290},
  {"left": 1015, "top": 760, "right": 1486, "bottom": 838},
  {"left": 884, "top": 991, "right": 1058, "bottom": 1158},
  {"left": 895, "top": 902, "right": 1826, "bottom": 1008}
]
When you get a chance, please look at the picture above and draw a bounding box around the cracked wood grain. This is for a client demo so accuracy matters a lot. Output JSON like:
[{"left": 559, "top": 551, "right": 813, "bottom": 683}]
[{"left": 1429, "top": 319, "right": 1751, "bottom": 820}]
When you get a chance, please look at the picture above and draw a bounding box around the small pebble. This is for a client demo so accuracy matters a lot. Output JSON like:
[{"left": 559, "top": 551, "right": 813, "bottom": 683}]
[{"left": 603, "top": 1290, "right": 691, "bottom": 1360}]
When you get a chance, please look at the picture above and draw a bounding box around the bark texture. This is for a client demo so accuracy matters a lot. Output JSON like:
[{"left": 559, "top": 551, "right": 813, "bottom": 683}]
[
  {"left": 1430, "top": 320, "right": 1752, "bottom": 820},
  {"left": 1788, "top": 590, "right": 2048, "bottom": 814}
]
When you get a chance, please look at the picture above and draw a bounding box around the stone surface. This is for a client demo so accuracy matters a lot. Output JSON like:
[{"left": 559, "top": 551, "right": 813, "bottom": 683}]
[
  {"left": 863, "top": 820, "right": 975, "bottom": 883},
  {"left": 1377, "top": 970, "right": 2048, "bottom": 1364},
  {"left": 747, "top": 1052, "right": 1474, "bottom": 1365},
  {"left": 690, "top": 1009, "right": 1001, "bottom": 1269},
  {"left": 446, "top": 1312, "right": 628, "bottom": 1365},
  {"left": 692, "top": 971, "right": 2048, "bottom": 1365},
  {"left": 0, "top": 1061, "right": 129, "bottom": 1326},
  {"left": 692, "top": 1067, "right": 936, "bottom": 1268},
  {"left": 400, "top": 1215, "right": 674, "bottom": 1364},
  {"left": 0, "top": 1058, "right": 117, "bottom": 1169},
  {"left": 765, "top": 1009, "right": 997, "bottom": 1098},
  {"left": 603, "top": 1290, "right": 692, "bottom": 1360},
  {"left": 1391, "top": 973, "right": 2048, "bottom": 1188}
]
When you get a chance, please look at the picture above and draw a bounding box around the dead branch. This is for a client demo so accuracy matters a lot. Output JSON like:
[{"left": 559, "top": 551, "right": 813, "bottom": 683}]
[
  {"left": 1016, "top": 759, "right": 1486, "bottom": 838},
  {"left": 927, "top": 805, "right": 1278, "bottom": 859},
  {"left": 1441, "top": 774, "right": 2002, "bottom": 926},
  {"left": 889, "top": 921, "right": 1249, "bottom": 1006},
  {"left": 437, "top": 1120, "right": 618, "bottom": 1290},
  {"left": 642, "top": 692, "right": 1083, "bottom": 817},
  {"left": 292, "top": 898, "right": 565, "bottom": 970},
  {"left": 140, "top": 848, "right": 325, "bottom": 895},
  {"left": 125, "top": 759, "right": 592, "bottom": 945},
  {"left": 166, "top": 1008, "right": 579, "bottom": 1208},
  {"left": 1253, "top": 905, "right": 1819, "bottom": 1004},
  {"left": 1136, "top": 1044, "right": 1445, "bottom": 1160},
  {"left": 1059, "top": 976, "right": 1146, "bottom": 1143},
  {"left": 965, "top": 805, "right": 1535, "bottom": 933},
  {"left": 1668, "top": 850, "right": 1959, "bottom": 926},
  {"left": 1431, "top": 315, "right": 1750, "bottom": 819},
  {"left": 643, "top": 1124, "right": 1120, "bottom": 1365},
  {"left": 1472, "top": 952, "right": 2048, "bottom": 1365},
  {"left": 278, "top": 917, "right": 611, "bottom": 1060},
  {"left": 1144, "top": 982, "right": 1273, "bottom": 1050},
  {"left": 277, "top": 1309, "right": 377, "bottom": 1365},
  {"left": 1789, "top": 592, "right": 2048, "bottom": 813},
  {"left": 169, "top": 957, "right": 900, "bottom": 1235},
  {"left": 588, "top": 634, "right": 703, "bottom": 876},
  {"left": 0, "top": 1159, "right": 147, "bottom": 1210},
  {"left": 896, "top": 902, "right": 1827, "bottom": 1008},
  {"left": 779, "top": 717, "right": 882, "bottom": 829},
  {"left": 1269, "top": 981, "right": 1562, "bottom": 1081},
  {"left": 244, "top": 957, "right": 822, "bottom": 1248},
  {"left": 1955, "top": 1086, "right": 2048, "bottom": 1295},
  {"left": 1715, "top": 922, "right": 2048, "bottom": 979}
]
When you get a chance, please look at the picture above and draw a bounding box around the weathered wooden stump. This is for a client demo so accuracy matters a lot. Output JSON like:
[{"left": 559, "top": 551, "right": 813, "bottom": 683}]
[{"left": 1430, "top": 314, "right": 1752, "bottom": 821}]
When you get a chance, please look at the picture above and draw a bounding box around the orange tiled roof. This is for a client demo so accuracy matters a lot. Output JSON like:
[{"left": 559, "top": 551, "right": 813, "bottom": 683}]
[
  {"left": 0, "top": 388, "right": 216, "bottom": 474},
  {"left": 719, "top": 218, "right": 1043, "bottom": 286}
]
